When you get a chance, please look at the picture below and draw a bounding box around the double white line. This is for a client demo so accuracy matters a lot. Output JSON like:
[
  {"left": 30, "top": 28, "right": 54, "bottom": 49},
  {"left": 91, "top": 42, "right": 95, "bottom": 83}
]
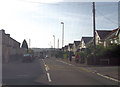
[{"left": 42, "top": 59, "right": 52, "bottom": 82}]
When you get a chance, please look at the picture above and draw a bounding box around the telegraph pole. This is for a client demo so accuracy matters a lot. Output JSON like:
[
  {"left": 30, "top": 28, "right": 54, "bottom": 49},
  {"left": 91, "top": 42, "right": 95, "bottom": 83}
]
[
  {"left": 93, "top": 2, "right": 96, "bottom": 48},
  {"left": 93, "top": 2, "right": 96, "bottom": 65}
]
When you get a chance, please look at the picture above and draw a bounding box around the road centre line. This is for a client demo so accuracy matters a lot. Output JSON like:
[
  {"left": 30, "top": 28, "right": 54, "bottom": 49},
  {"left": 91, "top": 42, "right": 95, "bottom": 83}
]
[
  {"left": 97, "top": 73, "right": 120, "bottom": 83},
  {"left": 42, "top": 59, "right": 46, "bottom": 65},
  {"left": 42, "top": 59, "right": 52, "bottom": 82},
  {"left": 47, "top": 73, "right": 52, "bottom": 82},
  {"left": 45, "top": 65, "right": 50, "bottom": 71}
]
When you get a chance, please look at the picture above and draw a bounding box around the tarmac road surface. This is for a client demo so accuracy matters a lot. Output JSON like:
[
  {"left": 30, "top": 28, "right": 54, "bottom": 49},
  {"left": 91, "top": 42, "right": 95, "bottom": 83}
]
[{"left": 2, "top": 57, "right": 119, "bottom": 86}]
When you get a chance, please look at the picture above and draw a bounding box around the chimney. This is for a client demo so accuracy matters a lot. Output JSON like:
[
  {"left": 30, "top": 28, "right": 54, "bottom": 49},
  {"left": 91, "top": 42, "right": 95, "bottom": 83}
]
[
  {"left": 6, "top": 34, "right": 10, "bottom": 37},
  {"left": 0, "top": 29, "right": 5, "bottom": 34}
]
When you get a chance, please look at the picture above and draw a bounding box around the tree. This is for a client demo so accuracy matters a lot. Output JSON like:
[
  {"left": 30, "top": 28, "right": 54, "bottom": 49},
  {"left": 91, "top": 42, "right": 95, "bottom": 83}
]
[{"left": 21, "top": 39, "right": 28, "bottom": 49}]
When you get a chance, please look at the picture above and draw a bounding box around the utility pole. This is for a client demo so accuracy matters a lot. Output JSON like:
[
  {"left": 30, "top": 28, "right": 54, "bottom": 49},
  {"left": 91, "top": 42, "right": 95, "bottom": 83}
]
[
  {"left": 61, "top": 22, "right": 64, "bottom": 48},
  {"left": 93, "top": 2, "right": 96, "bottom": 48},
  {"left": 93, "top": 2, "right": 96, "bottom": 65}
]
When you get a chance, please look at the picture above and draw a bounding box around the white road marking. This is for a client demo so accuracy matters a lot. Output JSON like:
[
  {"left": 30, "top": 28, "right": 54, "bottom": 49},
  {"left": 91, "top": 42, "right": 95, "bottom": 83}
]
[
  {"left": 56, "top": 60, "right": 74, "bottom": 66},
  {"left": 42, "top": 59, "right": 52, "bottom": 82},
  {"left": 56, "top": 59, "right": 120, "bottom": 83},
  {"left": 42, "top": 59, "right": 46, "bottom": 65},
  {"left": 97, "top": 73, "right": 120, "bottom": 83},
  {"left": 47, "top": 73, "right": 52, "bottom": 82},
  {"left": 45, "top": 67, "right": 48, "bottom": 71}
]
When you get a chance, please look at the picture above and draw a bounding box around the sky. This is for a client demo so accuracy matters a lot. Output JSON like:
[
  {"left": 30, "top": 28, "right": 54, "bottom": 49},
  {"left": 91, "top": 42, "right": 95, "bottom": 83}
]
[{"left": 0, "top": 0, "right": 119, "bottom": 48}]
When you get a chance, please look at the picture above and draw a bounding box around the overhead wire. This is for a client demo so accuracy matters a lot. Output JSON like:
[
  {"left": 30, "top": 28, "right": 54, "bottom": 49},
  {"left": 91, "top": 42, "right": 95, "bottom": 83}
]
[{"left": 96, "top": 10, "right": 118, "bottom": 25}]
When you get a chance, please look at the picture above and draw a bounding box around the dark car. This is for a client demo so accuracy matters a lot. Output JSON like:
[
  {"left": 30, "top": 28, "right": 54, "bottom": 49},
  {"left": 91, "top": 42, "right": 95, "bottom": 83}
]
[{"left": 22, "top": 54, "right": 33, "bottom": 62}]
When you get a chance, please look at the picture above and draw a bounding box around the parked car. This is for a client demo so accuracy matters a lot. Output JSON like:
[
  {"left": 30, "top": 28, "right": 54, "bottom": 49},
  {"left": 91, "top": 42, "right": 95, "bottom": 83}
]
[{"left": 22, "top": 54, "right": 33, "bottom": 62}]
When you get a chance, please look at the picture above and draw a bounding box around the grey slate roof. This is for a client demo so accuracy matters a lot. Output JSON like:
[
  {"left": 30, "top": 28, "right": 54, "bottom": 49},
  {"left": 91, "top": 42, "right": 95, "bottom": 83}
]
[
  {"left": 82, "top": 37, "right": 93, "bottom": 44},
  {"left": 96, "top": 30, "right": 112, "bottom": 39},
  {"left": 74, "top": 41, "right": 81, "bottom": 47},
  {"left": 69, "top": 43, "right": 73, "bottom": 49},
  {"left": 64, "top": 45, "right": 68, "bottom": 49}
]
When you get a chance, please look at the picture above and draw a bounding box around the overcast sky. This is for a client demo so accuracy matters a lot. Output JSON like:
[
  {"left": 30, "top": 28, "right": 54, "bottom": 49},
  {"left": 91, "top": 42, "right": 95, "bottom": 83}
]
[{"left": 0, "top": 0, "right": 119, "bottom": 48}]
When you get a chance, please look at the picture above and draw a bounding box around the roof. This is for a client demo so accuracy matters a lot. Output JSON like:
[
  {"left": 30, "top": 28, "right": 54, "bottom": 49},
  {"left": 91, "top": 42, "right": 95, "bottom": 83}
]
[
  {"left": 105, "top": 28, "right": 118, "bottom": 39},
  {"left": 98, "top": 28, "right": 119, "bottom": 41},
  {"left": 64, "top": 45, "right": 68, "bottom": 49},
  {"left": 96, "top": 30, "right": 112, "bottom": 39},
  {"left": 82, "top": 37, "right": 93, "bottom": 44},
  {"left": 116, "top": 27, "right": 120, "bottom": 36},
  {"left": 74, "top": 41, "right": 81, "bottom": 47},
  {"left": 69, "top": 43, "right": 73, "bottom": 49}
]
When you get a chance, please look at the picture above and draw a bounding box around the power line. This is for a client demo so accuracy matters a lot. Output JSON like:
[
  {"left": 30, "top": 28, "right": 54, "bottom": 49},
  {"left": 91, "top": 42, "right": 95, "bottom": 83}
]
[
  {"left": 96, "top": 3, "right": 118, "bottom": 7},
  {"left": 96, "top": 10, "right": 118, "bottom": 25}
]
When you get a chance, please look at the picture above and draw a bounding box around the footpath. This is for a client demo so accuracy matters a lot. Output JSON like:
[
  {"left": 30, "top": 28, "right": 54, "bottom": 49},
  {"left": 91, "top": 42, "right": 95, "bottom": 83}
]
[{"left": 56, "top": 57, "right": 119, "bottom": 82}]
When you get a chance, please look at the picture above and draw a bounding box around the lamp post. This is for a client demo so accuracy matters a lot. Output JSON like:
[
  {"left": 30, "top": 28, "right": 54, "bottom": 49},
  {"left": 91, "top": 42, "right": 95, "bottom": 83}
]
[
  {"left": 58, "top": 38, "right": 59, "bottom": 49},
  {"left": 53, "top": 35, "right": 55, "bottom": 50},
  {"left": 61, "top": 22, "right": 64, "bottom": 48}
]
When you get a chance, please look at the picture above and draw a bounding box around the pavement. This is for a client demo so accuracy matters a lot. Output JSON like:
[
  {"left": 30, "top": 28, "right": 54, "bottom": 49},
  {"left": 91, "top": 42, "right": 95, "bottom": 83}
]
[{"left": 57, "top": 57, "right": 120, "bottom": 82}]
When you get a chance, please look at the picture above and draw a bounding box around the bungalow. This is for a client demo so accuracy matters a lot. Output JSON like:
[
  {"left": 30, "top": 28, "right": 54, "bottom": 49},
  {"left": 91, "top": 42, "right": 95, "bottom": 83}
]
[
  {"left": 68, "top": 43, "right": 73, "bottom": 52},
  {"left": 73, "top": 41, "right": 81, "bottom": 54},
  {"left": 95, "top": 30, "right": 112, "bottom": 45},
  {"left": 80, "top": 37, "right": 93, "bottom": 51}
]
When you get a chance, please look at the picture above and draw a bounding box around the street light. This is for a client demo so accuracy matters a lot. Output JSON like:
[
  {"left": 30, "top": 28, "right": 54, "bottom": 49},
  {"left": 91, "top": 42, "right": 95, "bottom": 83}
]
[
  {"left": 61, "top": 22, "right": 64, "bottom": 48},
  {"left": 53, "top": 35, "right": 55, "bottom": 49}
]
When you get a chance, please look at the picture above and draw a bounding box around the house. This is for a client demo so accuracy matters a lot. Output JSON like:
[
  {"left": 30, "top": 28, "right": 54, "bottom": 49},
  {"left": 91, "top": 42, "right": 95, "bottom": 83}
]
[
  {"left": 95, "top": 30, "right": 112, "bottom": 45},
  {"left": 118, "top": 1, "right": 120, "bottom": 27},
  {"left": 0, "top": 29, "right": 26, "bottom": 63},
  {"left": 62, "top": 47, "right": 65, "bottom": 51},
  {"left": 68, "top": 43, "right": 73, "bottom": 51},
  {"left": 73, "top": 41, "right": 81, "bottom": 54},
  {"left": 102, "top": 28, "right": 119, "bottom": 47},
  {"left": 80, "top": 37, "right": 93, "bottom": 51},
  {"left": 116, "top": 27, "right": 120, "bottom": 44},
  {"left": 86, "top": 37, "right": 93, "bottom": 47},
  {"left": 64, "top": 45, "right": 68, "bottom": 52},
  {"left": 0, "top": 31, "right": 2, "bottom": 63}
]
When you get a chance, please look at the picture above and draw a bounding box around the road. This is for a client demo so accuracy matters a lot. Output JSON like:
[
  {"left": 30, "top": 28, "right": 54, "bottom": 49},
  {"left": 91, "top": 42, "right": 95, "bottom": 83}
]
[{"left": 2, "top": 57, "right": 119, "bottom": 86}]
